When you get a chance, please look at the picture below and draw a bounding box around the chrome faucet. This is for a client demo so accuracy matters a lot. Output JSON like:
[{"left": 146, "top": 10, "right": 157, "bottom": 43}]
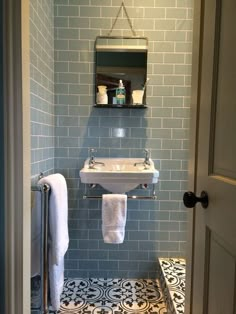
[
  {"left": 144, "top": 149, "right": 151, "bottom": 166},
  {"left": 88, "top": 148, "right": 105, "bottom": 169},
  {"left": 134, "top": 149, "right": 151, "bottom": 168}
]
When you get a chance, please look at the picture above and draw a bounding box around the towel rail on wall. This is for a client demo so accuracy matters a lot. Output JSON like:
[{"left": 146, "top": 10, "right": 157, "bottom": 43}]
[
  {"left": 83, "top": 183, "right": 157, "bottom": 200},
  {"left": 83, "top": 195, "right": 157, "bottom": 200},
  {"left": 31, "top": 183, "right": 50, "bottom": 314}
]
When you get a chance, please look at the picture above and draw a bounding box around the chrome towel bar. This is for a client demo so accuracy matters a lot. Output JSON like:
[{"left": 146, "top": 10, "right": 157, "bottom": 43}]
[
  {"left": 83, "top": 183, "right": 157, "bottom": 200},
  {"left": 83, "top": 195, "right": 157, "bottom": 200}
]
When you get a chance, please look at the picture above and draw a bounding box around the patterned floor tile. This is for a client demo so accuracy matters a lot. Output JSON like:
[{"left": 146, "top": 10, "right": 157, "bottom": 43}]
[
  {"left": 158, "top": 258, "right": 185, "bottom": 314},
  {"left": 31, "top": 275, "right": 41, "bottom": 310},
  {"left": 48, "top": 278, "right": 167, "bottom": 313}
]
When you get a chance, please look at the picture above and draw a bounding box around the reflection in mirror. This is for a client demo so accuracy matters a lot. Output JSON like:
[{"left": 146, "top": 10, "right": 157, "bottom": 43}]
[{"left": 95, "top": 36, "right": 148, "bottom": 106}]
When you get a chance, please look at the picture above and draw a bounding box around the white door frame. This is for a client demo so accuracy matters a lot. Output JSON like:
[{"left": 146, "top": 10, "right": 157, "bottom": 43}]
[
  {"left": 185, "top": 0, "right": 202, "bottom": 313},
  {"left": 3, "top": 0, "right": 31, "bottom": 313},
  {"left": 2, "top": 0, "right": 202, "bottom": 313}
]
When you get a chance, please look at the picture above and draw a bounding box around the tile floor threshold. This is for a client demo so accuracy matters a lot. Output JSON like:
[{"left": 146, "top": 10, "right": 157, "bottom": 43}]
[
  {"left": 47, "top": 278, "right": 168, "bottom": 313},
  {"left": 158, "top": 258, "right": 186, "bottom": 314}
]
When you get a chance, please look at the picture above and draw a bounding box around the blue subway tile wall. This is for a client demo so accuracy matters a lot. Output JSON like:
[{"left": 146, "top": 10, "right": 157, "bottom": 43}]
[
  {"left": 55, "top": 0, "right": 193, "bottom": 278},
  {"left": 30, "top": 0, "right": 55, "bottom": 182},
  {"left": 54, "top": 0, "right": 193, "bottom": 278}
]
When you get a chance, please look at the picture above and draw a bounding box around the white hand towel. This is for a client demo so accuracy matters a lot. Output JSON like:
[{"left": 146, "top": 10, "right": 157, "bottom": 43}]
[
  {"left": 102, "top": 194, "right": 127, "bottom": 244},
  {"left": 39, "top": 173, "right": 69, "bottom": 311}
]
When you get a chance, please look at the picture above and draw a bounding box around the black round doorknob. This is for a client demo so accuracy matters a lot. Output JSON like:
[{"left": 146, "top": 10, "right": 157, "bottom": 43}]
[{"left": 183, "top": 191, "right": 209, "bottom": 209}]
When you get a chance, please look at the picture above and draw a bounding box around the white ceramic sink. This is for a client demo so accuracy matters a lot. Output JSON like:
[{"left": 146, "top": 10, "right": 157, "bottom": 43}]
[{"left": 80, "top": 158, "right": 159, "bottom": 193}]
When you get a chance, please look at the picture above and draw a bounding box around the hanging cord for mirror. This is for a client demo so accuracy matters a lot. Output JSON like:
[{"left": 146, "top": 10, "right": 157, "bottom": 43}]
[{"left": 107, "top": 1, "right": 137, "bottom": 37}]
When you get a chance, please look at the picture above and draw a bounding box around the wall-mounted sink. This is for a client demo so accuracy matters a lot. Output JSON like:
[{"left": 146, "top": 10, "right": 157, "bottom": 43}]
[{"left": 80, "top": 158, "right": 159, "bottom": 193}]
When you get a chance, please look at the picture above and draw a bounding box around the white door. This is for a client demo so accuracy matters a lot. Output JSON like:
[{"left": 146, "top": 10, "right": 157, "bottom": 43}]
[{"left": 185, "top": 0, "right": 236, "bottom": 313}]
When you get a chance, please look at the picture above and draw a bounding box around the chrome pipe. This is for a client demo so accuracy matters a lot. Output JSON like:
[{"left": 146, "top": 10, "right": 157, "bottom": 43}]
[
  {"left": 31, "top": 183, "right": 50, "bottom": 314},
  {"left": 41, "top": 184, "right": 50, "bottom": 314}
]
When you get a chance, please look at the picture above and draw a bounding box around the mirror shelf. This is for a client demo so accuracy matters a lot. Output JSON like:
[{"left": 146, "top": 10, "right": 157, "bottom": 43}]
[
  {"left": 93, "top": 104, "right": 147, "bottom": 109},
  {"left": 94, "top": 104, "right": 147, "bottom": 109}
]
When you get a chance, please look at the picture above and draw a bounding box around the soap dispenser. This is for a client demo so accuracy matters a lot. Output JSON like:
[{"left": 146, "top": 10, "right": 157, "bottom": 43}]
[{"left": 116, "top": 80, "right": 126, "bottom": 105}]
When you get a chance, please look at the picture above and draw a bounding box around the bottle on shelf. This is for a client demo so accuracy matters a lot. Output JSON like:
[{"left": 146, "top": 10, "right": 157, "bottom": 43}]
[
  {"left": 115, "top": 80, "right": 126, "bottom": 105},
  {"left": 96, "top": 85, "right": 108, "bottom": 104}
]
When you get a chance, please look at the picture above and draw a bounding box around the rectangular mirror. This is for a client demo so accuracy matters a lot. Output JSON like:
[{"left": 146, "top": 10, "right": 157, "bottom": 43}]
[{"left": 95, "top": 36, "right": 148, "bottom": 106}]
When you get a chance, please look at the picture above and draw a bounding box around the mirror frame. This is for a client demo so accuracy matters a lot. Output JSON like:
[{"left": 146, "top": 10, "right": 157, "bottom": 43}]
[{"left": 94, "top": 36, "right": 148, "bottom": 107}]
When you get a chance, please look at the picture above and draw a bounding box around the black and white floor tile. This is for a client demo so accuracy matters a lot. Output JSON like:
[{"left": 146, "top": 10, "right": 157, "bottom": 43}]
[
  {"left": 31, "top": 275, "right": 41, "bottom": 311},
  {"left": 158, "top": 258, "right": 185, "bottom": 314},
  {"left": 48, "top": 278, "right": 167, "bottom": 313}
]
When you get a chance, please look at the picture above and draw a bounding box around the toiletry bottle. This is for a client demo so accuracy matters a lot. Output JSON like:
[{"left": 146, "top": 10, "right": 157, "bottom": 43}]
[
  {"left": 96, "top": 85, "right": 108, "bottom": 104},
  {"left": 116, "top": 80, "right": 126, "bottom": 105}
]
